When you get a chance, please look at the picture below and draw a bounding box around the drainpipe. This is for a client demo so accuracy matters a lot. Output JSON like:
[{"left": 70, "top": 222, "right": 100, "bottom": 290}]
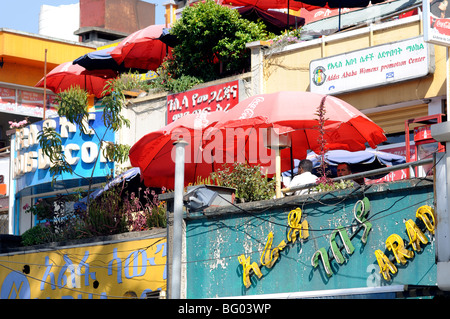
[{"left": 171, "top": 138, "right": 187, "bottom": 299}]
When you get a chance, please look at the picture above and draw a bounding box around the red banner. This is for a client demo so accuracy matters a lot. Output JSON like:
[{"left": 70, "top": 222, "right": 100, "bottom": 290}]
[
  {"left": 0, "top": 87, "right": 15, "bottom": 104},
  {"left": 166, "top": 80, "right": 239, "bottom": 123}
]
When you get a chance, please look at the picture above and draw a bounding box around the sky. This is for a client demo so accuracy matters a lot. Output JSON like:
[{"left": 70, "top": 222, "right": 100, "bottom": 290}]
[{"left": 0, "top": 0, "right": 166, "bottom": 34}]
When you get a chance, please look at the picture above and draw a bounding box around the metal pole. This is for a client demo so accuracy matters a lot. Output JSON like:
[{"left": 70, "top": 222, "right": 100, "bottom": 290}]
[
  {"left": 287, "top": 0, "right": 290, "bottom": 30},
  {"left": 275, "top": 147, "right": 282, "bottom": 198},
  {"left": 171, "top": 138, "right": 188, "bottom": 299},
  {"left": 43, "top": 49, "right": 47, "bottom": 119}
]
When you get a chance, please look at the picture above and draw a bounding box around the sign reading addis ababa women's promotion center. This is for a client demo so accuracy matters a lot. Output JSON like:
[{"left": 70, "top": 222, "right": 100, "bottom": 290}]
[
  {"left": 309, "top": 36, "right": 434, "bottom": 95},
  {"left": 423, "top": 0, "right": 450, "bottom": 46}
]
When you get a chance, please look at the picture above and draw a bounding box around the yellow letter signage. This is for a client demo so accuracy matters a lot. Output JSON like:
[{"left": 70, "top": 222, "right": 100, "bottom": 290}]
[{"left": 374, "top": 205, "right": 435, "bottom": 281}]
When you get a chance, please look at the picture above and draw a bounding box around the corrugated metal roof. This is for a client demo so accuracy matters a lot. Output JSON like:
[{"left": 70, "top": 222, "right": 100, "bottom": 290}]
[{"left": 300, "top": 0, "right": 421, "bottom": 38}]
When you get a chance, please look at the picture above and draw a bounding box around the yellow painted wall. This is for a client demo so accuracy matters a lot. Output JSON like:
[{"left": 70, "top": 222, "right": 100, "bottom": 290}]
[
  {"left": 0, "top": 30, "right": 95, "bottom": 87},
  {"left": 263, "top": 17, "right": 445, "bottom": 129},
  {"left": 0, "top": 235, "right": 166, "bottom": 299}
]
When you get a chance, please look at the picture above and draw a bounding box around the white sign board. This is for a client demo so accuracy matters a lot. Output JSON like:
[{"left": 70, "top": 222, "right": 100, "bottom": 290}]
[
  {"left": 309, "top": 36, "right": 434, "bottom": 95},
  {"left": 423, "top": 0, "right": 450, "bottom": 47}
]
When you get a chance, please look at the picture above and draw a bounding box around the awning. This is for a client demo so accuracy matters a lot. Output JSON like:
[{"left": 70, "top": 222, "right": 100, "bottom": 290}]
[
  {"left": 300, "top": 0, "right": 421, "bottom": 38},
  {"left": 79, "top": 167, "right": 141, "bottom": 203}
]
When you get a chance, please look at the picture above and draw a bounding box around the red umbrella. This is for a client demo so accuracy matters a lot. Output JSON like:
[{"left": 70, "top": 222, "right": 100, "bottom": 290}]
[
  {"left": 237, "top": 6, "right": 305, "bottom": 32},
  {"left": 129, "top": 111, "right": 225, "bottom": 189},
  {"left": 218, "top": 0, "right": 320, "bottom": 10},
  {"left": 35, "top": 61, "right": 118, "bottom": 98},
  {"left": 206, "top": 91, "right": 387, "bottom": 196},
  {"left": 218, "top": 0, "right": 388, "bottom": 11},
  {"left": 296, "top": 0, "right": 389, "bottom": 8},
  {"left": 109, "top": 24, "right": 169, "bottom": 71}
]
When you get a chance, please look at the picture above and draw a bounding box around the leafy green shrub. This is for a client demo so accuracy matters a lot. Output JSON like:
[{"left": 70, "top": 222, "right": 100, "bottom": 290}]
[
  {"left": 150, "top": 67, "right": 203, "bottom": 93},
  {"left": 210, "top": 163, "right": 276, "bottom": 202},
  {"left": 21, "top": 224, "right": 54, "bottom": 246},
  {"left": 79, "top": 186, "right": 127, "bottom": 237},
  {"left": 165, "top": 0, "right": 269, "bottom": 82}
]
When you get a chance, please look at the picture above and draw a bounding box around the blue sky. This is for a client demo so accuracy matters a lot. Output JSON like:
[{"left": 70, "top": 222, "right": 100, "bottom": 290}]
[{"left": 0, "top": 0, "right": 166, "bottom": 34}]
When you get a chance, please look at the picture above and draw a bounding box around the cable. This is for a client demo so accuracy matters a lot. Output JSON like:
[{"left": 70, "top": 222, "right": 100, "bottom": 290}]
[
  {"left": 0, "top": 261, "right": 162, "bottom": 299},
  {"left": 5, "top": 158, "right": 437, "bottom": 293}
]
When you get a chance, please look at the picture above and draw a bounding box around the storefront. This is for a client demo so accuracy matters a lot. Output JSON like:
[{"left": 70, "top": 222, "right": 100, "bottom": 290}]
[
  {"left": 182, "top": 178, "right": 436, "bottom": 298},
  {"left": 9, "top": 111, "right": 115, "bottom": 235}
]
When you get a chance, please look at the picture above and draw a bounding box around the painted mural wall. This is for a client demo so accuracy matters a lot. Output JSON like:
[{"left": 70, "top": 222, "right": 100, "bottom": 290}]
[
  {"left": 184, "top": 179, "right": 436, "bottom": 298},
  {"left": 0, "top": 231, "right": 166, "bottom": 299}
]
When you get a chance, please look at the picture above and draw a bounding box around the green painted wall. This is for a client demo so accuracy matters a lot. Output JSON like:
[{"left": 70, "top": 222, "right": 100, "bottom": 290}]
[{"left": 184, "top": 179, "right": 436, "bottom": 298}]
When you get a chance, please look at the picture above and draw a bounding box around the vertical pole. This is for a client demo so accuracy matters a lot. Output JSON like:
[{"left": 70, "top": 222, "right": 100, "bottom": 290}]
[
  {"left": 275, "top": 148, "right": 281, "bottom": 198},
  {"left": 43, "top": 49, "right": 47, "bottom": 120},
  {"left": 287, "top": 0, "right": 290, "bottom": 30},
  {"left": 8, "top": 134, "right": 15, "bottom": 234},
  {"left": 338, "top": 6, "right": 342, "bottom": 32},
  {"left": 447, "top": 47, "right": 450, "bottom": 117},
  {"left": 171, "top": 138, "right": 188, "bottom": 299}
]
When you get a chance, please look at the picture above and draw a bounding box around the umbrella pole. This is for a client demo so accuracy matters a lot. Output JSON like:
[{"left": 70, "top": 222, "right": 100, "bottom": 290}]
[
  {"left": 276, "top": 148, "right": 282, "bottom": 198},
  {"left": 290, "top": 145, "right": 294, "bottom": 178},
  {"left": 287, "top": 0, "right": 290, "bottom": 30}
]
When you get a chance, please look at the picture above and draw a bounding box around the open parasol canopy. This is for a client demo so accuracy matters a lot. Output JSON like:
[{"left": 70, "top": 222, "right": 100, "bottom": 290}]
[
  {"left": 295, "top": 0, "right": 389, "bottom": 8},
  {"left": 129, "top": 111, "right": 225, "bottom": 189},
  {"left": 237, "top": 6, "right": 305, "bottom": 32},
  {"left": 109, "top": 24, "right": 170, "bottom": 71},
  {"left": 207, "top": 91, "right": 387, "bottom": 196},
  {"left": 35, "top": 61, "right": 118, "bottom": 98},
  {"left": 219, "top": 0, "right": 388, "bottom": 10},
  {"left": 73, "top": 47, "right": 120, "bottom": 71}
]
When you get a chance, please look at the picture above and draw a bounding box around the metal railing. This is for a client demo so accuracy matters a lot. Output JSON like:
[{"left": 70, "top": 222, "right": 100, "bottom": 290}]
[{"left": 281, "top": 158, "right": 434, "bottom": 194}]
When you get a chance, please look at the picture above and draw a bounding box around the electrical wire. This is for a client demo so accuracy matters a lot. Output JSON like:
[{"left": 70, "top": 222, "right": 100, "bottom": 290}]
[{"left": 1, "top": 155, "right": 439, "bottom": 297}]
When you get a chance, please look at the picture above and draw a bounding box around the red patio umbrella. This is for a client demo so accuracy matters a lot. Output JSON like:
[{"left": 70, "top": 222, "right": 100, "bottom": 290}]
[
  {"left": 218, "top": 0, "right": 388, "bottom": 11},
  {"left": 237, "top": 6, "right": 305, "bottom": 32},
  {"left": 219, "top": 0, "right": 390, "bottom": 31},
  {"left": 109, "top": 24, "right": 169, "bottom": 72},
  {"left": 218, "top": 0, "right": 320, "bottom": 10},
  {"left": 35, "top": 61, "right": 118, "bottom": 98},
  {"left": 296, "top": 0, "right": 389, "bottom": 8},
  {"left": 206, "top": 91, "right": 387, "bottom": 196},
  {"left": 129, "top": 111, "right": 225, "bottom": 189}
]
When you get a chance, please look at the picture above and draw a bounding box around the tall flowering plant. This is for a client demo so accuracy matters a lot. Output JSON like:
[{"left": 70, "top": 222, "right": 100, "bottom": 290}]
[
  {"left": 313, "top": 97, "right": 354, "bottom": 192},
  {"left": 122, "top": 186, "right": 167, "bottom": 231},
  {"left": 315, "top": 96, "right": 332, "bottom": 186}
]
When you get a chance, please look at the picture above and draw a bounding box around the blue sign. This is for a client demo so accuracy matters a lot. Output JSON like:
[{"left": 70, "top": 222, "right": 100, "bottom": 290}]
[{"left": 13, "top": 112, "right": 115, "bottom": 195}]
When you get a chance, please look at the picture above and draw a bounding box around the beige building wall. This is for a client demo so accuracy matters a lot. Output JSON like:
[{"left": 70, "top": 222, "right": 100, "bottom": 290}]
[{"left": 260, "top": 15, "right": 446, "bottom": 135}]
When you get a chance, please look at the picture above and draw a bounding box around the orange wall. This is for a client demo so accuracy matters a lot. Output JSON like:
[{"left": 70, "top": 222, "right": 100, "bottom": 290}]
[{"left": 0, "top": 30, "right": 95, "bottom": 87}]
